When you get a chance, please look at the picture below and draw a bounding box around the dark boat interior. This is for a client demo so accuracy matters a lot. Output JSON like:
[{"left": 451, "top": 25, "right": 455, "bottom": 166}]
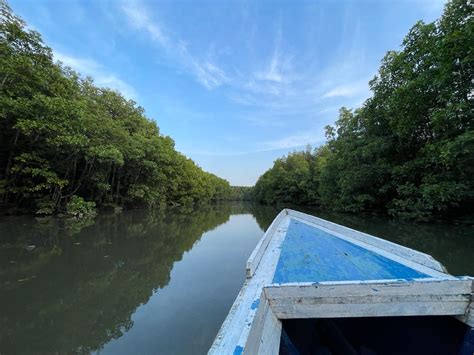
[{"left": 280, "top": 316, "right": 473, "bottom": 355}]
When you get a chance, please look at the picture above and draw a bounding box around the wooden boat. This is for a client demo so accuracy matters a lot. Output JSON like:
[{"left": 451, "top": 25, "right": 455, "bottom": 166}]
[{"left": 209, "top": 209, "right": 474, "bottom": 355}]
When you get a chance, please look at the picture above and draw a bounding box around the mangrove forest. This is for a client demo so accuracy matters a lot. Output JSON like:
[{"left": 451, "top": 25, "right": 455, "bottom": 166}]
[
  {"left": 254, "top": 0, "right": 473, "bottom": 221},
  {"left": 0, "top": 1, "right": 235, "bottom": 216}
]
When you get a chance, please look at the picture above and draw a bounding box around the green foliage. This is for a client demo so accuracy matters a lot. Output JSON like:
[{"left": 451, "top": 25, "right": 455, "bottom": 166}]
[
  {"left": 229, "top": 186, "right": 254, "bottom": 201},
  {"left": 35, "top": 197, "right": 55, "bottom": 216},
  {"left": 254, "top": 0, "right": 473, "bottom": 221},
  {"left": 254, "top": 147, "right": 319, "bottom": 206},
  {"left": 0, "top": 1, "right": 233, "bottom": 214},
  {"left": 66, "top": 195, "right": 96, "bottom": 218}
]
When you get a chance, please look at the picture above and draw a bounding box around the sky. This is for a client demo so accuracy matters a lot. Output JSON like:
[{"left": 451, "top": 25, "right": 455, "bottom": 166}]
[{"left": 10, "top": 0, "right": 446, "bottom": 186}]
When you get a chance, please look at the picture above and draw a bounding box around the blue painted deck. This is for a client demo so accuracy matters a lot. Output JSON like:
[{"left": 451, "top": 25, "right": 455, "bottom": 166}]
[{"left": 272, "top": 219, "right": 429, "bottom": 284}]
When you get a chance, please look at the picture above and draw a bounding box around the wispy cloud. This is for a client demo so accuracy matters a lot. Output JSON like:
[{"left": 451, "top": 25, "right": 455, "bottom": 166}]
[
  {"left": 260, "top": 129, "right": 325, "bottom": 150},
  {"left": 322, "top": 79, "right": 370, "bottom": 99},
  {"left": 121, "top": 1, "right": 168, "bottom": 45},
  {"left": 121, "top": 0, "right": 228, "bottom": 90},
  {"left": 117, "top": 0, "right": 373, "bottom": 154},
  {"left": 254, "top": 23, "right": 293, "bottom": 84},
  {"left": 192, "top": 60, "right": 229, "bottom": 90},
  {"left": 119, "top": 0, "right": 372, "bottom": 122},
  {"left": 54, "top": 51, "right": 138, "bottom": 100}
]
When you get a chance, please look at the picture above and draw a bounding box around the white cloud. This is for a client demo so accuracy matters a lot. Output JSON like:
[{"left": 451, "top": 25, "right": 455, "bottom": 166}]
[
  {"left": 261, "top": 129, "right": 325, "bottom": 150},
  {"left": 322, "top": 80, "right": 369, "bottom": 99},
  {"left": 254, "top": 24, "right": 293, "bottom": 84},
  {"left": 192, "top": 60, "right": 229, "bottom": 90},
  {"left": 54, "top": 51, "right": 138, "bottom": 100},
  {"left": 226, "top": 27, "right": 372, "bottom": 123},
  {"left": 118, "top": 0, "right": 373, "bottom": 118},
  {"left": 121, "top": 1, "right": 168, "bottom": 45},
  {"left": 117, "top": 0, "right": 374, "bottom": 145},
  {"left": 95, "top": 75, "right": 138, "bottom": 100},
  {"left": 121, "top": 0, "right": 228, "bottom": 90},
  {"left": 257, "top": 56, "right": 284, "bottom": 83}
]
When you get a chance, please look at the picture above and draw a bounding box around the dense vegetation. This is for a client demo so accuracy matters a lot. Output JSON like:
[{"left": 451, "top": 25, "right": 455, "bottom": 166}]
[
  {"left": 0, "top": 2, "right": 234, "bottom": 215},
  {"left": 229, "top": 186, "right": 254, "bottom": 201},
  {"left": 254, "top": 0, "right": 473, "bottom": 221}
]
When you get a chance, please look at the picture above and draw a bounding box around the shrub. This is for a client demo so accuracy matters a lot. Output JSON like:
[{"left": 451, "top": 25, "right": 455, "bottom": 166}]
[{"left": 66, "top": 196, "right": 96, "bottom": 218}]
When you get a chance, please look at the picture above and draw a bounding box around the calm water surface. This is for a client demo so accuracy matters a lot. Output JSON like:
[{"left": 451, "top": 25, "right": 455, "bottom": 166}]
[{"left": 0, "top": 203, "right": 472, "bottom": 354}]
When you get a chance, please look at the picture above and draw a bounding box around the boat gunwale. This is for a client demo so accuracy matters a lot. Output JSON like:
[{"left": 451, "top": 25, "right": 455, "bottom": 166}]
[{"left": 246, "top": 209, "right": 288, "bottom": 278}]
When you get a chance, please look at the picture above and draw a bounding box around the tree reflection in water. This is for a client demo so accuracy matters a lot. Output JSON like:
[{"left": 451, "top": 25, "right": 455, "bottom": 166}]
[{"left": 0, "top": 204, "right": 242, "bottom": 353}]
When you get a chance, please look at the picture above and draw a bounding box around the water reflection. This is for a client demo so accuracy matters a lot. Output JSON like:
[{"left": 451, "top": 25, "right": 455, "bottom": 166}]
[
  {"left": 0, "top": 203, "right": 472, "bottom": 354},
  {"left": 0, "top": 204, "right": 252, "bottom": 354}
]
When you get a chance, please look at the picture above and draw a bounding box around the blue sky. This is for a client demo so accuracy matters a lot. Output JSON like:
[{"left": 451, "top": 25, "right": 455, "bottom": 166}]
[{"left": 10, "top": 0, "right": 446, "bottom": 186}]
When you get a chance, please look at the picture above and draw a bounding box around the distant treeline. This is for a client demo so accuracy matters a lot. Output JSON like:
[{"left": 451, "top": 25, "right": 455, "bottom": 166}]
[
  {"left": 230, "top": 186, "right": 254, "bottom": 201},
  {"left": 254, "top": 0, "right": 473, "bottom": 221},
  {"left": 0, "top": 2, "right": 236, "bottom": 215}
]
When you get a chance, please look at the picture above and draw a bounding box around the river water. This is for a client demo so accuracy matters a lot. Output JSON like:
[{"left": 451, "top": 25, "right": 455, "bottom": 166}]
[{"left": 0, "top": 203, "right": 472, "bottom": 354}]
